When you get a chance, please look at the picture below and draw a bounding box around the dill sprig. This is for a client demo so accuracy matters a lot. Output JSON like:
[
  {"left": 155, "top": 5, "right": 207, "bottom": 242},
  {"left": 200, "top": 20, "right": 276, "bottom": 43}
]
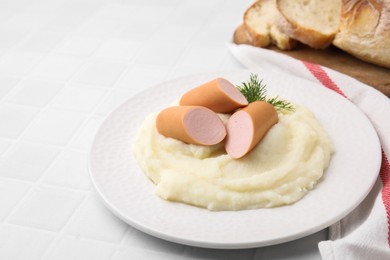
[
  {"left": 237, "top": 73, "right": 294, "bottom": 112},
  {"left": 266, "top": 96, "right": 295, "bottom": 112},
  {"left": 236, "top": 73, "right": 267, "bottom": 103}
]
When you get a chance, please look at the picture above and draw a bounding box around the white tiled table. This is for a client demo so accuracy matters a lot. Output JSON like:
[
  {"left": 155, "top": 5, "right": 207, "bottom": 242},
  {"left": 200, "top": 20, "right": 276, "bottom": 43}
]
[{"left": 0, "top": 0, "right": 326, "bottom": 259}]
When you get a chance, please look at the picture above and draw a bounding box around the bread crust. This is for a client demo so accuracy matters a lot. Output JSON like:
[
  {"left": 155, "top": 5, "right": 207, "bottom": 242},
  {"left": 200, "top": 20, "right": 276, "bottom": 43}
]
[
  {"left": 275, "top": 0, "right": 341, "bottom": 49},
  {"left": 242, "top": 1, "right": 272, "bottom": 47},
  {"left": 333, "top": 0, "right": 390, "bottom": 69},
  {"left": 233, "top": 24, "right": 253, "bottom": 45}
]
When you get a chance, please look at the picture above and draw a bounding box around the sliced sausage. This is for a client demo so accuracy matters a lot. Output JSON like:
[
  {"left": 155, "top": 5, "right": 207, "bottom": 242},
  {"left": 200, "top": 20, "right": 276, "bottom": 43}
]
[
  {"left": 180, "top": 78, "right": 248, "bottom": 113},
  {"left": 225, "top": 101, "right": 278, "bottom": 159},
  {"left": 156, "top": 106, "right": 226, "bottom": 145}
]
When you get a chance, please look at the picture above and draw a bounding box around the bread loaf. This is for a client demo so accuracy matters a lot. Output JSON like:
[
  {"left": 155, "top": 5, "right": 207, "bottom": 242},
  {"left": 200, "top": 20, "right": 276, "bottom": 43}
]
[
  {"left": 333, "top": 0, "right": 390, "bottom": 69},
  {"left": 233, "top": 0, "right": 390, "bottom": 70}
]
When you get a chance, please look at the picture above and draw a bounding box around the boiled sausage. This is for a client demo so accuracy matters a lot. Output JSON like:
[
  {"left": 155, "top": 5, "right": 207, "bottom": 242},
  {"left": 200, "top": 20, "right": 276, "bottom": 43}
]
[
  {"left": 156, "top": 106, "right": 226, "bottom": 145},
  {"left": 180, "top": 78, "right": 248, "bottom": 113},
  {"left": 225, "top": 101, "right": 278, "bottom": 159}
]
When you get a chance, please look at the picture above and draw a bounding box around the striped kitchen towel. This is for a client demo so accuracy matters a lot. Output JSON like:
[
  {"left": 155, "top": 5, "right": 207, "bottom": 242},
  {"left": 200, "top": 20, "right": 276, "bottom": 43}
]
[{"left": 229, "top": 43, "right": 390, "bottom": 260}]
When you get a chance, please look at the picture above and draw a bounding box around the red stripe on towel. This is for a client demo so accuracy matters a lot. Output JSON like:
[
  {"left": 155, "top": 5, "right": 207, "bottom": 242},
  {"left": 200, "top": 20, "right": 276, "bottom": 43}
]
[
  {"left": 302, "top": 61, "right": 347, "bottom": 98},
  {"left": 303, "top": 61, "right": 390, "bottom": 246},
  {"left": 380, "top": 151, "right": 390, "bottom": 246}
]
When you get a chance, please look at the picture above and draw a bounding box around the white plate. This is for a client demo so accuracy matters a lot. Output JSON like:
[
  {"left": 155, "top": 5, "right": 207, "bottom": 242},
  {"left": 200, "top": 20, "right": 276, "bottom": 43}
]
[{"left": 88, "top": 69, "right": 381, "bottom": 249}]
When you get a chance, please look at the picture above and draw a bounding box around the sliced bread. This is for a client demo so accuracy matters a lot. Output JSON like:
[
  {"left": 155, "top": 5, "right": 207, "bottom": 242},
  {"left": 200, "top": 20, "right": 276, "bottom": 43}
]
[
  {"left": 333, "top": 0, "right": 390, "bottom": 69},
  {"left": 233, "top": 24, "right": 253, "bottom": 46},
  {"left": 234, "top": 0, "right": 296, "bottom": 50},
  {"left": 276, "top": 0, "right": 341, "bottom": 49}
]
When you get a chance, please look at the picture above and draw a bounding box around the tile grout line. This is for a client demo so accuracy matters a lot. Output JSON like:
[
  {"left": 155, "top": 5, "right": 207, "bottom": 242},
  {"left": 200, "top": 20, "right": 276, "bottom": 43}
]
[
  {"left": 29, "top": 8, "right": 131, "bottom": 187},
  {"left": 26, "top": 3, "right": 149, "bottom": 259},
  {"left": 37, "top": 192, "right": 91, "bottom": 260},
  {"left": 0, "top": 0, "right": 136, "bottom": 153},
  {"left": 0, "top": 2, "right": 130, "bottom": 159},
  {"left": 107, "top": 226, "right": 133, "bottom": 260},
  {"left": 0, "top": 0, "right": 125, "bottom": 236}
]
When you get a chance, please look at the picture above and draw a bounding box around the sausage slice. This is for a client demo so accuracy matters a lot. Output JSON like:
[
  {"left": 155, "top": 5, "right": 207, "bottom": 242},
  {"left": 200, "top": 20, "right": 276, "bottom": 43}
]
[
  {"left": 180, "top": 78, "right": 248, "bottom": 113},
  {"left": 225, "top": 101, "right": 278, "bottom": 159},
  {"left": 156, "top": 106, "right": 226, "bottom": 145}
]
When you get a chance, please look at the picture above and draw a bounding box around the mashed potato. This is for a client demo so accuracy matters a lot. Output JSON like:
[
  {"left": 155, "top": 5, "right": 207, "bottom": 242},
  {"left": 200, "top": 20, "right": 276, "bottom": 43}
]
[{"left": 132, "top": 105, "right": 333, "bottom": 211}]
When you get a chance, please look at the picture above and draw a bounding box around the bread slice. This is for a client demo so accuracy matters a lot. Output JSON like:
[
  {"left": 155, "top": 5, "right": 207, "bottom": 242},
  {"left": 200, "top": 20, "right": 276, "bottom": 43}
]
[
  {"left": 233, "top": 24, "right": 253, "bottom": 46},
  {"left": 233, "top": 0, "right": 296, "bottom": 50},
  {"left": 333, "top": 0, "right": 390, "bottom": 69},
  {"left": 276, "top": 0, "right": 341, "bottom": 49}
]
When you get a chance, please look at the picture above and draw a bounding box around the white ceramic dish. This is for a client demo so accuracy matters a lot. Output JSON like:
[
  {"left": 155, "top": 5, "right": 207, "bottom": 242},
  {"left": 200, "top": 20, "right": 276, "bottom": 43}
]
[{"left": 88, "top": 69, "right": 381, "bottom": 249}]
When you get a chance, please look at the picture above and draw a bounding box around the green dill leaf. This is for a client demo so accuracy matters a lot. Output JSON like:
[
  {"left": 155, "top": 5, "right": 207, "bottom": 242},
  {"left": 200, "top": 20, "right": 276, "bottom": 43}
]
[
  {"left": 237, "top": 73, "right": 294, "bottom": 112},
  {"left": 237, "top": 73, "right": 267, "bottom": 103},
  {"left": 266, "top": 96, "right": 295, "bottom": 112}
]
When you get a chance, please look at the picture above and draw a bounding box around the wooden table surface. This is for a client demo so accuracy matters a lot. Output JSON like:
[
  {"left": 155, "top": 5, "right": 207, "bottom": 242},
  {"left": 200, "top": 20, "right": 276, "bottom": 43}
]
[{"left": 270, "top": 44, "right": 390, "bottom": 97}]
